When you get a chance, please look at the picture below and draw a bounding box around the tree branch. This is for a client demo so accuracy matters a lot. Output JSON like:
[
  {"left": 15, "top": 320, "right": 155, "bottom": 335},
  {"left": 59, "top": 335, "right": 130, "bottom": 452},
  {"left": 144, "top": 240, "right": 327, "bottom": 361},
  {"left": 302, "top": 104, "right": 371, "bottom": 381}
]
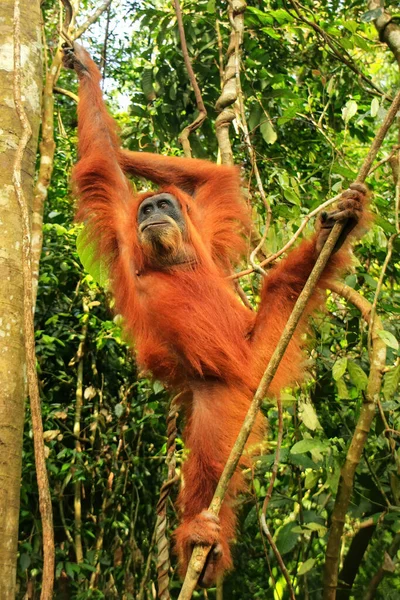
[
  {"left": 322, "top": 284, "right": 386, "bottom": 600},
  {"left": 173, "top": 0, "right": 207, "bottom": 157},
  {"left": 72, "top": 0, "right": 113, "bottom": 41}
]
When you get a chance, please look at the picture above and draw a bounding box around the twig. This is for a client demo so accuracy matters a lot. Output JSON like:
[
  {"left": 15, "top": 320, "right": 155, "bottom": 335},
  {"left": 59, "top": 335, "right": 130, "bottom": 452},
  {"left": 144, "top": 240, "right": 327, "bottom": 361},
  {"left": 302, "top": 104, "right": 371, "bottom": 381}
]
[
  {"left": 54, "top": 86, "right": 79, "bottom": 103},
  {"left": 215, "top": 20, "right": 225, "bottom": 85},
  {"left": 70, "top": 298, "right": 89, "bottom": 564},
  {"left": 262, "top": 398, "right": 283, "bottom": 515},
  {"left": 358, "top": 90, "right": 400, "bottom": 181},
  {"left": 363, "top": 534, "right": 400, "bottom": 600},
  {"left": 13, "top": 1, "right": 55, "bottom": 597},
  {"left": 230, "top": 193, "right": 341, "bottom": 280},
  {"left": 260, "top": 514, "right": 296, "bottom": 600},
  {"left": 234, "top": 40, "right": 272, "bottom": 273},
  {"left": 72, "top": 0, "right": 114, "bottom": 41},
  {"left": 100, "top": 1, "right": 112, "bottom": 83},
  {"left": 260, "top": 396, "right": 296, "bottom": 599},
  {"left": 368, "top": 145, "right": 400, "bottom": 175},
  {"left": 156, "top": 397, "right": 180, "bottom": 600},
  {"left": 322, "top": 284, "right": 386, "bottom": 600},
  {"left": 137, "top": 523, "right": 158, "bottom": 600},
  {"left": 173, "top": 0, "right": 207, "bottom": 157},
  {"left": 368, "top": 150, "right": 400, "bottom": 352},
  {"left": 384, "top": 428, "right": 400, "bottom": 437}
]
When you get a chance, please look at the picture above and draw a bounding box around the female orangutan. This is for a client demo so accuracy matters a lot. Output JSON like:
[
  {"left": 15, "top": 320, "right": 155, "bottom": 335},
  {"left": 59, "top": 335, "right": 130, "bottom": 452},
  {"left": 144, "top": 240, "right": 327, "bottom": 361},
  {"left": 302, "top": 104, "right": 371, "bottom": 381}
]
[{"left": 63, "top": 44, "right": 369, "bottom": 587}]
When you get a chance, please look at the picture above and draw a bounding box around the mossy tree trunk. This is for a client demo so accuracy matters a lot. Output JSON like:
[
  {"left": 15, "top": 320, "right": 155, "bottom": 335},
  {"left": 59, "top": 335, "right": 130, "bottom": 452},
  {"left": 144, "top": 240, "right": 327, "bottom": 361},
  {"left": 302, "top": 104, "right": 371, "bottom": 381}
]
[{"left": 0, "top": 1, "right": 42, "bottom": 597}]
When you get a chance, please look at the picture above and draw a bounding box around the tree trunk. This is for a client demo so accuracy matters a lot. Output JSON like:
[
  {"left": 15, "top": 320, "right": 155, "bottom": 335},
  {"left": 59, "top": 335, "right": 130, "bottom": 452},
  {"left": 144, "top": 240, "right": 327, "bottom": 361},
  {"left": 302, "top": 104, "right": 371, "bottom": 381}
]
[{"left": 0, "top": 1, "right": 42, "bottom": 597}]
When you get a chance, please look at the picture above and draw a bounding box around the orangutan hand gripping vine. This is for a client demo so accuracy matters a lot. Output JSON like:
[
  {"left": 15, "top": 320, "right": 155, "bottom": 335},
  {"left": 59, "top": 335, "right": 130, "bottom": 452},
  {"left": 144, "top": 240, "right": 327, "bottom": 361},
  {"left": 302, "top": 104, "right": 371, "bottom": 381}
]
[{"left": 63, "top": 43, "right": 369, "bottom": 587}]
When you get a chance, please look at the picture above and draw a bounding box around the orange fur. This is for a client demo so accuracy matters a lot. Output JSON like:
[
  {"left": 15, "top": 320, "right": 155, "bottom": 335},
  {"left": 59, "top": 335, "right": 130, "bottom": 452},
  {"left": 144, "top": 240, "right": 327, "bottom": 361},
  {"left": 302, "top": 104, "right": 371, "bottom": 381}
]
[{"left": 68, "top": 45, "right": 370, "bottom": 586}]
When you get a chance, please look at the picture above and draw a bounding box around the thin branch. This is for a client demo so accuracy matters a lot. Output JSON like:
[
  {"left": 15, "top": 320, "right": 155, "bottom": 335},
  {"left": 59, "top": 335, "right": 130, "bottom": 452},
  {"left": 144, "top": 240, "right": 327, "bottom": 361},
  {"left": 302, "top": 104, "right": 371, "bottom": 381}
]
[
  {"left": 230, "top": 193, "right": 341, "bottom": 280},
  {"left": 260, "top": 514, "right": 296, "bottom": 600},
  {"left": 54, "top": 85, "right": 79, "bottom": 102},
  {"left": 156, "top": 397, "right": 180, "bottom": 600},
  {"left": 368, "top": 150, "right": 400, "bottom": 352},
  {"left": 173, "top": 0, "right": 207, "bottom": 157},
  {"left": 322, "top": 284, "right": 386, "bottom": 600},
  {"left": 262, "top": 397, "right": 283, "bottom": 516},
  {"left": 100, "top": 1, "right": 112, "bottom": 83},
  {"left": 72, "top": 0, "right": 114, "bottom": 41},
  {"left": 363, "top": 534, "right": 400, "bottom": 600},
  {"left": 260, "top": 396, "right": 295, "bottom": 599},
  {"left": 71, "top": 298, "right": 89, "bottom": 564},
  {"left": 137, "top": 523, "right": 158, "bottom": 600},
  {"left": 368, "top": 145, "right": 400, "bottom": 175},
  {"left": 234, "top": 43, "right": 272, "bottom": 272},
  {"left": 13, "top": 1, "right": 55, "bottom": 597}
]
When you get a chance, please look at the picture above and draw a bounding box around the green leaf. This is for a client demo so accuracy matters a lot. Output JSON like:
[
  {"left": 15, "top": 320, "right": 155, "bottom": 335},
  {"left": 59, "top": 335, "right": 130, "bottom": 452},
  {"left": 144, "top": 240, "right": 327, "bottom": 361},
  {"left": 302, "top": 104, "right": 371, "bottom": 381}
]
[
  {"left": 130, "top": 104, "right": 147, "bottom": 118},
  {"left": 378, "top": 330, "right": 399, "bottom": 351},
  {"left": 141, "top": 69, "right": 156, "bottom": 101},
  {"left": 253, "top": 478, "right": 261, "bottom": 495},
  {"left": 248, "top": 104, "right": 262, "bottom": 133},
  {"left": 298, "top": 400, "right": 321, "bottom": 431},
  {"left": 304, "top": 471, "right": 319, "bottom": 489},
  {"left": 270, "top": 8, "right": 294, "bottom": 24},
  {"left": 347, "top": 361, "right": 368, "bottom": 391},
  {"left": 342, "top": 20, "right": 358, "bottom": 34},
  {"left": 382, "top": 364, "right": 400, "bottom": 401},
  {"left": 332, "top": 164, "right": 357, "bottom": 179},
  {"left": 298, "top": 558, "right": 316, "bottom": 575},
  {"left": 206, "top": 0, "right": 215, "bottom": 13},
  {"left": 20, "top": 553, "right": 31, "bottom": 571},
  {"left": 332, "top": 357, "right": 347, "bottom": 381},
  {"left": 261, "top": 27, "right": 281, "bottom": 40},
  {"left": 277, "top": 105, "right": 298, "bottom": 125},
  {"left": 276, "top": 522, "right": 299, "bottom": 555},
  {"left": 76, "top": 227, "right": 109, "bottom": 288},
  {"left": 65, "top": 561, "right": 80, "bottom": 579},
  {"left": 114, "top": 403, "right": 124, "bottom": 418},
  {"left": 336, "top": 377, "right": 350, "bottom": 400},
  {"left": 246, "top": 7, "right": 274, "bottom": 25},
  {"left": 283, "top": 188, "right": 301, "bottom": 206},
  {"left": 305, "top": 522, "right": 327, "bottom": 536},
  {"left": 371, "top": 97, "right": 380, "bottom": 118},
  {"left": 290, "top": 439, "right": 329, "bottom": 455},
  {"left": 342, "top": 100, "right": 358, "bottom": 123},
  {"left": 260, "top": 117, "right": 277, "bottom": 145},
  {"left": 153, "top": 381, "right": 164, "bottom": 394}
]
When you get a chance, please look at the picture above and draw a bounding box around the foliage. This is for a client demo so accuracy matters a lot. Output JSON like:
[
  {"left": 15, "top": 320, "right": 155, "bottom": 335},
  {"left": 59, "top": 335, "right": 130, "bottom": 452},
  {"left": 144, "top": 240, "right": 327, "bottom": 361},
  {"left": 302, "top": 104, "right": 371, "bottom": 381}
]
[{"left": 18, "top": 0, "right": 400, "bottom": 598}]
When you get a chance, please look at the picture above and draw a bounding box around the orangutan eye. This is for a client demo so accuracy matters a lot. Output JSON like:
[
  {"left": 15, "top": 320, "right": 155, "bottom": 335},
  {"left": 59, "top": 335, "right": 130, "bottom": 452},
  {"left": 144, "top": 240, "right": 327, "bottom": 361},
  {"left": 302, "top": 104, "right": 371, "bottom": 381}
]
[
  {"left": 143, "top": 205, "right": 152, "bottom": 215},
  {"left": 158, "top": 200, "right": 169, "bottom": 210}
]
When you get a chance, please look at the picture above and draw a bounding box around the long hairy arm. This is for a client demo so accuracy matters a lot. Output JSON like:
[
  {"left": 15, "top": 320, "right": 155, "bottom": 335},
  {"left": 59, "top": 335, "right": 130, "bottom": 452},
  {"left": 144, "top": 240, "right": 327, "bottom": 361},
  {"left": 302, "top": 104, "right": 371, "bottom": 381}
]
[{"left": 63, "top": 43, "right": 133, "bottom": 260}]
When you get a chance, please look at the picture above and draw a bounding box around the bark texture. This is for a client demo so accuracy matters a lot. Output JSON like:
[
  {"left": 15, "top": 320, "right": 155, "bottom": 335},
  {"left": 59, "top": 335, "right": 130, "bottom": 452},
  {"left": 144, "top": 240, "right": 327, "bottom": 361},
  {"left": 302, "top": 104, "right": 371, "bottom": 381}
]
[
  {"left": 368, "top": 1, "right": 400, "bottom": 67},
  {"left": 0, "top": 1, "right": 42, "bottom": 597}
]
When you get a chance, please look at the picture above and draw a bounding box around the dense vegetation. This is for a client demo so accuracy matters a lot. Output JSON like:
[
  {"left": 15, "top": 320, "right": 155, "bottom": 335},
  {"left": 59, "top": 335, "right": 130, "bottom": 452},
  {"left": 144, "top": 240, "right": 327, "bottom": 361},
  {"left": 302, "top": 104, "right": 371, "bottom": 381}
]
[{"left": 18, "top": 0, "right": 400, "bottom": 598}]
